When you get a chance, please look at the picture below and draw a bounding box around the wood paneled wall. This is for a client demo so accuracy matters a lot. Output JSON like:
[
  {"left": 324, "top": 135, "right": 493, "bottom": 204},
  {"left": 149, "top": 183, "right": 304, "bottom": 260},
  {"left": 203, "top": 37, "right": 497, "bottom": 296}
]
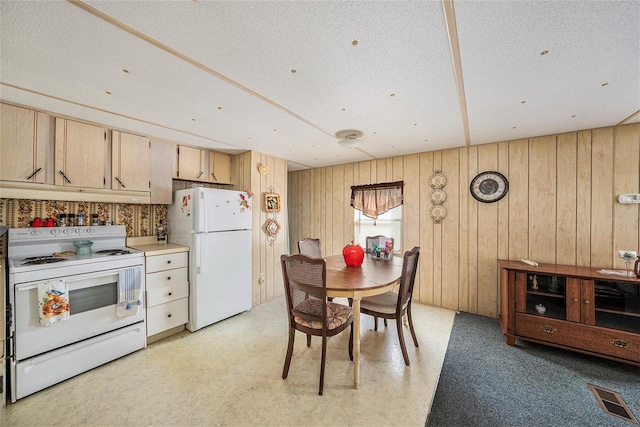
[
  {"left": 288, "top": 123, "right": 640, "bottom": 318},
  {"left": 232, "top": 151, "right": 288, "bottom": 307}
]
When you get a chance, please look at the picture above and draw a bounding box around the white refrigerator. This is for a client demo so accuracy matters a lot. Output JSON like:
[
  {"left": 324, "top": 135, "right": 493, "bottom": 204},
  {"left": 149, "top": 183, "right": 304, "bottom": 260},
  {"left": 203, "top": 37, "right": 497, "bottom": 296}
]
[{"left": 168, "top": 187, "right": 252, "bottom": 332}]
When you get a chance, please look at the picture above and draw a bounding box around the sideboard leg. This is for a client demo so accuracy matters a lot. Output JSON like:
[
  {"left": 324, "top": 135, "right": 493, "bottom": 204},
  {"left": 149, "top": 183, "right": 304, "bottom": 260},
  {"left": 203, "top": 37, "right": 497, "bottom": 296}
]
[{"left": 505, "top": 335, "right": 516, "bottom": 346}]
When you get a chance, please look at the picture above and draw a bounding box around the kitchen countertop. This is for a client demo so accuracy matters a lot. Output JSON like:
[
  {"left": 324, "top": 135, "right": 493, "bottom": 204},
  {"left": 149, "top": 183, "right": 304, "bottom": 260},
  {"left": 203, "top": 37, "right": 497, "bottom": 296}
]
[{"left": 127, "top": 236, "right": 189, "bottom": 256}]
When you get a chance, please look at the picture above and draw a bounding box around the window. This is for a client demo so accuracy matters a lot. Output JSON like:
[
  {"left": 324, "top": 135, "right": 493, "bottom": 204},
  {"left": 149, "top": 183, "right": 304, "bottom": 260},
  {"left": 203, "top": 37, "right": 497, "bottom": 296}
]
[{"left": 354, "top": 205, "right": 402, "bottom": 254}]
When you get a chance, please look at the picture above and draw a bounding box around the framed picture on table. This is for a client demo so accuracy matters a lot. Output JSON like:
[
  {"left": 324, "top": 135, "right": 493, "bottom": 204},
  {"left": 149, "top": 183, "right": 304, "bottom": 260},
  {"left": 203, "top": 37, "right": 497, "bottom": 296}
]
[{"left": 264, "top": 192, "right": 281, "bottom": 213}]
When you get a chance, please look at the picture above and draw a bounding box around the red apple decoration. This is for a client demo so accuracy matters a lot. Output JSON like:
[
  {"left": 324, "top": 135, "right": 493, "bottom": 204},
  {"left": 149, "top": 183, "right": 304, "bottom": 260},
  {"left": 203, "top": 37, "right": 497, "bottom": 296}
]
[{"left": 342, "top": 241, "right": 365, "bottom": 267}]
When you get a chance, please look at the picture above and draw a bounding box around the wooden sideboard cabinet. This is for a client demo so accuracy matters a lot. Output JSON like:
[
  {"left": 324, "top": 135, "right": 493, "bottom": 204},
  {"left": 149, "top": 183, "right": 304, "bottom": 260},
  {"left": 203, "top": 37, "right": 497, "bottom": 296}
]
[{"left": 499, "top": 260, "right": 640, "bottom": 366}]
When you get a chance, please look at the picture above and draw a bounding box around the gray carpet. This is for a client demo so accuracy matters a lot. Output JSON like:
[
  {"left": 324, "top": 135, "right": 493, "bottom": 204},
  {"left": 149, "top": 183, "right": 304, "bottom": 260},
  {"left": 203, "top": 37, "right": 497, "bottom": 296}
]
[{"left": 427, "top": 312, "right": 640, "bottom": 427}]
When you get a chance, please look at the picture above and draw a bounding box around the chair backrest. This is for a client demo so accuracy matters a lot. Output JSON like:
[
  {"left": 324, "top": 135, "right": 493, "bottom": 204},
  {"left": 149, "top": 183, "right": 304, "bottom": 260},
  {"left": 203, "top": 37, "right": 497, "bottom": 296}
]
[
  {"left": 365, "top": 235, "right": 394, "bottom": 254},
  {"left": 397, "top": 246, "right": 420, "bottom": 308},
  {"left": 298, "top": 238, "right": 322, "bottom": 258},
  {"left": 280, "top": 254, "right": 327, "bottom": 326}
]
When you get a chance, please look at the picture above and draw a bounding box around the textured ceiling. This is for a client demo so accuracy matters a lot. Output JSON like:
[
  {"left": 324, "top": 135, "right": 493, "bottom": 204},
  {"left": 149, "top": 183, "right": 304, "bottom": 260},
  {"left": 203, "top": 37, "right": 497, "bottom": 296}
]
[{"left": 1, "top": 0, "right": 638, "bottom": 171}]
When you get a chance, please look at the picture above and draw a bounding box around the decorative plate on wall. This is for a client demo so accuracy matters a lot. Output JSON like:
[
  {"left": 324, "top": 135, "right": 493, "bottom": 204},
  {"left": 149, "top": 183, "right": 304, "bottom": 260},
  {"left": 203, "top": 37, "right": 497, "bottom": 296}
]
[
  {"left": 430, "top": 189, "right": 447, "bottom": 205},
  {"left": 430, "top": 170, "right": 447, "bottom": 189},
  {"left": 470, "top": 171, "right": 509, "bottom": 203}
]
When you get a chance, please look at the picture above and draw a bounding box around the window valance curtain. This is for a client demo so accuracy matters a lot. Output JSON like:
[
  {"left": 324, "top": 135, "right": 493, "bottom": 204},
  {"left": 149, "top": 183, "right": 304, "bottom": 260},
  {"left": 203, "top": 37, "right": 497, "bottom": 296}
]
[{"left": 350, "top": 181, "right": 404, "bottom": 219}]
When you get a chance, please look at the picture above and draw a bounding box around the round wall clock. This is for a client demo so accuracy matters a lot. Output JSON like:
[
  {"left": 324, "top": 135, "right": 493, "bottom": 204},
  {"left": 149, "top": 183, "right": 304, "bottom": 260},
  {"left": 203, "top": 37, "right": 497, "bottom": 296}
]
[{"left": 470, "top": 171, "right": 509, "bottom": 203}]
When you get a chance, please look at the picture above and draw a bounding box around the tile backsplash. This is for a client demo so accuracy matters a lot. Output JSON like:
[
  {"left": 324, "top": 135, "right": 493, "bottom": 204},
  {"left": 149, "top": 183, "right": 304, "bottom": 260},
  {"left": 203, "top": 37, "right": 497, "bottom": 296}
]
[{"left": 0, "top": 199, "right": 167, "bottom": 237}]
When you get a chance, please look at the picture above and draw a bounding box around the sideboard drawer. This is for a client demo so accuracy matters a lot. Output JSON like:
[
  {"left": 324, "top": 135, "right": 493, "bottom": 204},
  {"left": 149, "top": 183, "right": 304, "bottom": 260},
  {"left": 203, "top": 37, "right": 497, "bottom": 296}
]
[
  {"left": 146, "top": 279, "right": 188, "bottom": 308},
  {"left": 146, "top": 267, "right": 188, "bottom": 290}
]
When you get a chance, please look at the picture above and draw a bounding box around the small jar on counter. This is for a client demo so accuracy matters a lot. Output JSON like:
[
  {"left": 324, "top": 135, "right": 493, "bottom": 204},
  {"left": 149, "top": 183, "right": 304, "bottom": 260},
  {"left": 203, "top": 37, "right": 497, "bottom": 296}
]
[
  {"left": 68, "top": 213, "right": 75, "bottom": 226},
  {"left": 92, "top": 214, "right": 99, "bottom": 226},
  {"left": 77, "top": 213, "right": 84, "bottom": 226},
  {"left": 58, "top": 213, "right": 67, "bottom": 227}
]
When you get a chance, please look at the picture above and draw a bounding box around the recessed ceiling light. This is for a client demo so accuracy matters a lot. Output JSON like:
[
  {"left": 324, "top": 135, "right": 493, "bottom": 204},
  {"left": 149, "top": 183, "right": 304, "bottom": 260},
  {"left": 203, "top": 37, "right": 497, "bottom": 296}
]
[
  {"left": 540, "top": 50, "right": 549, "bottom": 56},
  {"left": 390, "top": 93, "right": 396, "bottom": 97},
  {"left": 425, "top": 139, "right": 428, "bottom": 142},
  {"left": 273, "top": 129, "right": 277, "bottom": 132},
  {"left": 571, "top": 115, "right": 577, "bottom": 118},
  {"left": 122, "top": 69, "right": 130, "bottom": 73},
  {"left": 342, "top": 108, "right": 346, "bottom": 111},
  {"left": 352, "top": 40, "right": 358, "bottom": 46},
  {"left": 105, "top": 91, "right": 112, "bottom": 95},
  {"left": 291, "top": 69, "right": 297, "bottom": 73},
  {"left": 192, "top": 118, "right": 196, "bottom": 121},
  {"left": 413, "top": 123, "right": 417, "bottom": 126},
  {"left": 217, "top": 106, "right": 222, "bottom": 110},
  {"left": 512, "top": 126, "right": 517, "bottom": 129},
  {"left": 601, "top": 82, "right": 609, "bottom": 86},
  {"left": 521, "top": 100, "right": 526, "bottom": 104}
]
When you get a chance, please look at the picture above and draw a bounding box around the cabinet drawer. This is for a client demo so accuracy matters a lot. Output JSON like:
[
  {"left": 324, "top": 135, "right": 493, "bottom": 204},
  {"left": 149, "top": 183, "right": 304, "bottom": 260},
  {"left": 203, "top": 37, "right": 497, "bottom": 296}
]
[
  {"left": 146, "top": 267, "right": 188, "bottom": 290},
  {"left": 146, "top": 279, "right": 188, "bottom": 307},
  {"left": 516, "top": 313, "right": 639, "bottom": 362},
  {"left": 146, "top": 298, "right": 188, "bottom": 336},
  {"left": 146, "top": 252, "right": 188, "bottom": 273}
]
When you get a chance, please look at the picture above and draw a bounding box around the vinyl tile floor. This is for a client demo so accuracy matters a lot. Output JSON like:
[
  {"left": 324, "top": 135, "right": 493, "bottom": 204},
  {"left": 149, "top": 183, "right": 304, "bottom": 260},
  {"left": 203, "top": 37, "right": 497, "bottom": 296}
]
[{"left": 6, "top": 297, "right": 455, "bottom": 427}]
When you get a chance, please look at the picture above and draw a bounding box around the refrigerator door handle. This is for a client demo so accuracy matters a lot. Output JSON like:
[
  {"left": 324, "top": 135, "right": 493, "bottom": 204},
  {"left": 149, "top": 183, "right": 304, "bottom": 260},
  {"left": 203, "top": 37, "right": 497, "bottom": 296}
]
[
  {"left": 195, "top": 234, "right": 206, "bottom": 274},
  {"left": 198, "top": 190, "right": 207, "bottom": 232}
]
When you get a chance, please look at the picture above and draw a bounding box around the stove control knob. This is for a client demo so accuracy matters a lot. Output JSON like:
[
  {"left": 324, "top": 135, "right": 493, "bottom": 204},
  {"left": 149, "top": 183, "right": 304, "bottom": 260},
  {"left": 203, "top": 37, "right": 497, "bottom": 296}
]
[
  {"left": 75, "top": 228, "right": 84, "bottom": 234},
  {"left": 50, "top": 229, "right": 61, "bottom": 236},
  {"left": 63, "top": 228, "right": 73, "bottom": 235},
  {"left": 85, "top": 228, "right": 94, "bottom": 234},
  {"left": 30, "top": 230, "right": 41, "bottom": 236}
]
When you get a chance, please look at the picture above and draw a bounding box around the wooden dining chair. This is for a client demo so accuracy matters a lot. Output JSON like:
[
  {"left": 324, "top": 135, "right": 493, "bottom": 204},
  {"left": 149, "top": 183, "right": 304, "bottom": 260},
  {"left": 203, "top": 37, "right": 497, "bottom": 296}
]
[
  {"left": 359, "top": 246, "right": 420, "bottom": 366},
  {"left": 280, "top": 254, "right": 354, "bottom": 395},
  {"left": 297, "top": 238, "right": 322, "bottom": 258}
]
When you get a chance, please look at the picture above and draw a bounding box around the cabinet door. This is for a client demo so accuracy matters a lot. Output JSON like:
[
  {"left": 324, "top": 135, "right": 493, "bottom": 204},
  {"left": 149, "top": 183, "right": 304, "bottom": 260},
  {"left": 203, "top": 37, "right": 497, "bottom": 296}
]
[
  {"left": 177, "top": 145, "right": 205, "bottom": 181},
  {"left": 0, "top": 104, "right": 47, "bottom": 183},
  {"left": 55, "top": 118, "right": 106, "bottom": 189},
  {"left": 209, "top": 151, "right": 231, "bottom": 184},
  {"left": 112, "top": 131, "right": 150, "bottom": 192}
]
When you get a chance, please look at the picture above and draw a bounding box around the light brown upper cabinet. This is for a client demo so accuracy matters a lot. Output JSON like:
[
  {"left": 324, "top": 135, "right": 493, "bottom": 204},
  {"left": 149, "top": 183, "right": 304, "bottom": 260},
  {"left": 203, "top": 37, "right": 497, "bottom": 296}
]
[
  {"left": 55, "top": 118, "right": 107, "bottom": 189},
  {"left": 209, "top": 152, "right": 231, "bottom": 184},
  {"left": 176, "top": 145, "right": 206, "bottom": 182},
  {"left": 150, "top": 140, "right": 174, "bottom": 204},
  {"left": 112, "top": 130, "right": 151, "bottom": 192},
  {"left": 0, "top": 103, "right": 53, "bottom": 183}
]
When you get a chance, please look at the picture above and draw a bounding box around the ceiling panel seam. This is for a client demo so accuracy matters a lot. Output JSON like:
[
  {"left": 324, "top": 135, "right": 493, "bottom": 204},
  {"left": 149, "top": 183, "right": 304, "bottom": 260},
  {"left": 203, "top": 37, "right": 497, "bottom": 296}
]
[
  {"left": 68, "top": 0, "right": 335, "bottom": 139},
  {"left": 442, "top": 0, "right": 471, "bottom": 147}
]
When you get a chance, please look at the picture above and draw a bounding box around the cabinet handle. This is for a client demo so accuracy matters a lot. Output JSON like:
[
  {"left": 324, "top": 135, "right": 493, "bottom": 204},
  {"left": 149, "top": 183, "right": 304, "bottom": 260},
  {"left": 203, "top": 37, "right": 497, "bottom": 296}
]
[
  {"left": 540, "top": 325, "right": 557, "bottom": 334},
  {"left": 212, "top": 172, "right": 218, "bottom": 181},
  {"left": 26, "top": 167, "right": 42, "bottom": 180},
  {"left": 167, "top": 314, "right": 172, "bottom": 318},
  {"left": 572, "top": 298, "right": 578, "bottom": 303},
  {"left": 58, "top": 170, "right": 71, "bottom": 184},
  {"left": 584, "top": 300, "right": 590, "bottom": 305},
  {"left": 115, "top": 176, "right": 126, "bottom": 188},
  {"left": 610, "top": 339, "right": 630, "bottom": 349},
  {"left": 196, "top": 171, "right": 204, "bottom": 179}
]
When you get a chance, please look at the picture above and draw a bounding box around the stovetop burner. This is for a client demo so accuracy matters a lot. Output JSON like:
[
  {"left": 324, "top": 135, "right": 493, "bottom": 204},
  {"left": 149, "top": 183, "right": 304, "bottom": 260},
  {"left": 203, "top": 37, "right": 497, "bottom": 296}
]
[
  {"left": 96, "top": 249, "right": 133, "bottom": 256},
  {"left": 21, "top": 256, "right": 68, "bottom": 265}
]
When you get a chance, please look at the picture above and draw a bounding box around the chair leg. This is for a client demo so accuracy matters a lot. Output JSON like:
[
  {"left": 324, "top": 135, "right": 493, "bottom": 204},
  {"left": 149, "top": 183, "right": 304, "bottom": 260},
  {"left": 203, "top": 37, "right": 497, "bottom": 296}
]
[
  {"left": 383, "top": 318, "right": 388, "bottom": 327},
  {"left": 348, "top": 324, "right": 354, "bottom": 361},
  {"left": 282, "top": 328, "right": 296, "bottom": 379},
  {"left": 307, "top": 334, "right": 311, "bottom": 347},
  {"left": 374, "top": 316, "right": 378, "bottom": 331},
  {"left": 396, "top": 316, "right": 411, "bottom": 366},
  {"left": 407, "top": 304, "right": 419, "bottom": 347},
  {"left": 319, "top": 335, "right": 327, "bottom": 395}
]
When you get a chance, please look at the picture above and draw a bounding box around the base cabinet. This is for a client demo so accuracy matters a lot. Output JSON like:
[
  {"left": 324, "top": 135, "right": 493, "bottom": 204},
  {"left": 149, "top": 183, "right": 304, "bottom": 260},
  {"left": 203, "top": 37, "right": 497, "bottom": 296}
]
[
  {"left": 500, "top": 260, "right": 640, "bottom": 366},
  {"left": 144, "top": 251, "right": 189, "bottom": 340}
]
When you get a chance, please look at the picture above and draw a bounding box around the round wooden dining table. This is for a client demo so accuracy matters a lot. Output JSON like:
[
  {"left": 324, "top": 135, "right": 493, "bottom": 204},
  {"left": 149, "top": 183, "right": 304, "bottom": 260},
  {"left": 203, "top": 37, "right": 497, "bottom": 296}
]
[{"left": 324, "top": 254, "right": 403, "bottom": 389}]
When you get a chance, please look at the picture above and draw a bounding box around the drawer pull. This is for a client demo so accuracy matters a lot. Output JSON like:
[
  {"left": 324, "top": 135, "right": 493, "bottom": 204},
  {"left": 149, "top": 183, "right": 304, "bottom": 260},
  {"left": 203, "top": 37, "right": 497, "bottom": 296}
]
[
  {"left": 610, "top": 339, "right": 630, "bottom": 349},
  {"left": 168, "top": 292, "right": 172, "bottom": 296},
  {"left": 584, "top": 300, "right": 590, "bottom": 305},
  {"left": 167, "top": 276, "right": 171, "bottom": 280},
  {"left": 540, "top": 325, "right": 557, "bottom": 334},
  {"left": 168, "top": 314, "right": 172, "bottom": 318},
  {"left": 572, "top": 298, "right": 578, "bottom": 303},
  {"left": 167, "top": 260, "right": 172, "bottom": 264}
]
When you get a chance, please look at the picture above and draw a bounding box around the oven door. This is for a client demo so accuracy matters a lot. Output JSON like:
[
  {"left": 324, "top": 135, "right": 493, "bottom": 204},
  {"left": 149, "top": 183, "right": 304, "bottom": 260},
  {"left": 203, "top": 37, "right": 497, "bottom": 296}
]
[{"left": 13, "top": 266, "right": 145, "bottom": 361}]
